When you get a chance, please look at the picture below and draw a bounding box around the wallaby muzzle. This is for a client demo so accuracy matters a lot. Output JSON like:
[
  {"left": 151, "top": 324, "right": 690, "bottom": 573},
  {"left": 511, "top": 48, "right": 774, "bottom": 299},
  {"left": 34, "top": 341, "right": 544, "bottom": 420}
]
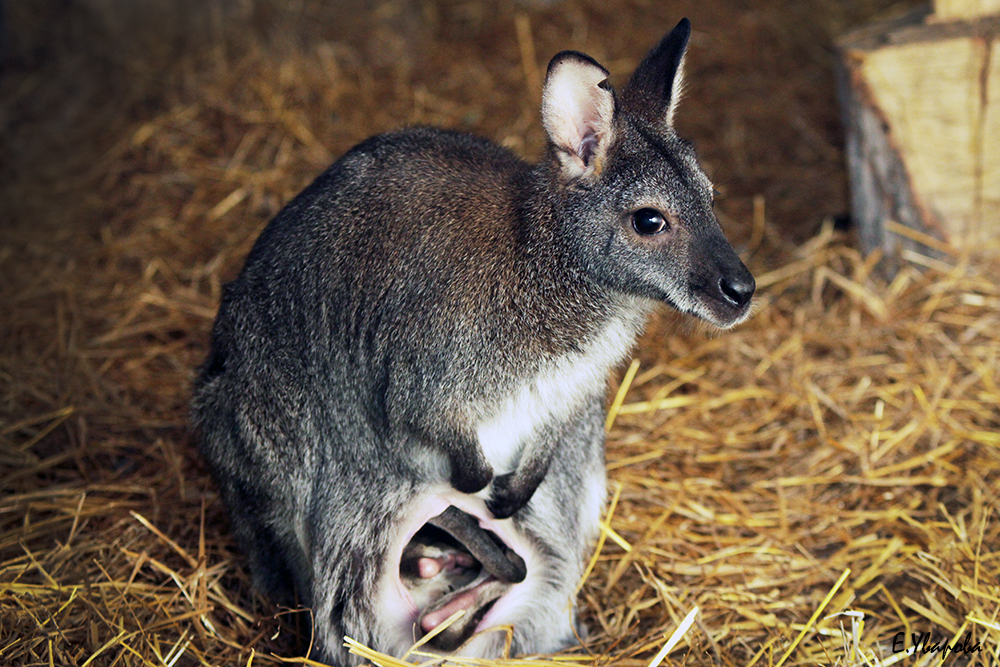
[{"left": 695, "top": 231, "right": 755, "bottom": 327}]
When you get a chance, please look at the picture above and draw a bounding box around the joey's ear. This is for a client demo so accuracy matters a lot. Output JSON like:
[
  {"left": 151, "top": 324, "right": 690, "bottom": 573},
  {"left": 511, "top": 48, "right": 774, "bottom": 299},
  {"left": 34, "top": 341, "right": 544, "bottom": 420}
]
[
  {"left": 622, "top": 18, "right": 691, "bottom": 127},
  {"left": 541, "top": 51, "right": 615, "bottom": 180}
]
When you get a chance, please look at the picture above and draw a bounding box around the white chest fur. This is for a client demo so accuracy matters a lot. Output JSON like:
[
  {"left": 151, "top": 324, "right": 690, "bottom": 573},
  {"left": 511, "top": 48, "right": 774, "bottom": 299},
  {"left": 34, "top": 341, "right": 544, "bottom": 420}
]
[{"left": 475, "top": 309, "right": 646, "bottom": 472}]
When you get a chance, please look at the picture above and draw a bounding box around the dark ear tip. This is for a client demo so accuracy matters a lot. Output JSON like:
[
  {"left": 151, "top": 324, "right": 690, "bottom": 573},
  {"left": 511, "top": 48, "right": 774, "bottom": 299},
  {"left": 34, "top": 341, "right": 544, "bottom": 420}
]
[
  {"left": 546, "top": 50, "right": 610, "bottom": 78},
  {"left": 674, "top": 17, "right": 692, "bottom": 43}
]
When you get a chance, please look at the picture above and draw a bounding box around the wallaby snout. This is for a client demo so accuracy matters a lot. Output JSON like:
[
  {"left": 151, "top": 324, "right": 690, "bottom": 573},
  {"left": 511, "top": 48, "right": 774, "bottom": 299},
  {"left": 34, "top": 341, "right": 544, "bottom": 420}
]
[
  {"left": 714, "top": 249, "right": 756, "bottom": 310},
  {"left": 689, "top": 231, "right": 756, "bottom": 327},
  {"left": 719, "top": 270, "right": 756, "bottom": 309}
]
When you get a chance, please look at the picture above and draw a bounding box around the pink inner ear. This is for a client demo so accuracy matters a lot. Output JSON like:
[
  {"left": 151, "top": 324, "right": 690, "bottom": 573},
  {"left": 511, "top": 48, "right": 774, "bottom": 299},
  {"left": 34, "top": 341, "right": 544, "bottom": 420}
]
[
  {"left": 542, "top": 56, "right": 614, "bottom": 173},
  {"left": 578, "top": 133, "right": 598, "bottom": 166}
]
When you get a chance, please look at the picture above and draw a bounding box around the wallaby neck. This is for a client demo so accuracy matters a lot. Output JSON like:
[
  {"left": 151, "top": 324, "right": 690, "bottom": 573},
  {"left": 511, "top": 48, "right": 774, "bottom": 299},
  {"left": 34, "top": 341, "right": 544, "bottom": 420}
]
[{"left": 491, "top": 158, "right": 652, "bottom": 357}]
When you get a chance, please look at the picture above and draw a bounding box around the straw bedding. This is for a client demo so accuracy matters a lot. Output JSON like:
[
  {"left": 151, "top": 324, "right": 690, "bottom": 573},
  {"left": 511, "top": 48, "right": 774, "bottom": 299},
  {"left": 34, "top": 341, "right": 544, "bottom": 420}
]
[{"left": 2, "top": 1, "right": 997, "bottom": 665}]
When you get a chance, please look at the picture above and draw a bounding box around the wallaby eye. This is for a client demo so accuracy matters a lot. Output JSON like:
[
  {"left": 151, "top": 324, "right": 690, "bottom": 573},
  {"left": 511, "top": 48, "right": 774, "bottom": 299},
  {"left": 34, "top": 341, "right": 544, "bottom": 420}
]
[{"left": 631, "top": 208, "right": 668, "bottom": 236}]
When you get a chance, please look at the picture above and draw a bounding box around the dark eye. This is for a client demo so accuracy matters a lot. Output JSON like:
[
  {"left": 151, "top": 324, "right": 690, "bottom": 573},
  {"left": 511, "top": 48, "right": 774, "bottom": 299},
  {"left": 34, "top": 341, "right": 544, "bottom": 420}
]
[{"left": 631, "top": 208, "right": 668, "bottom": 236}]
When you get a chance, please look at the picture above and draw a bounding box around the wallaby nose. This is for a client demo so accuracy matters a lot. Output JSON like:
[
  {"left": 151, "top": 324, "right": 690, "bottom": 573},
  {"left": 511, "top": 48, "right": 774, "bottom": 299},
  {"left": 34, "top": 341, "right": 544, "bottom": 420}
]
[{"left": 718, "top": 273, "right": 755, "bottom": 308}]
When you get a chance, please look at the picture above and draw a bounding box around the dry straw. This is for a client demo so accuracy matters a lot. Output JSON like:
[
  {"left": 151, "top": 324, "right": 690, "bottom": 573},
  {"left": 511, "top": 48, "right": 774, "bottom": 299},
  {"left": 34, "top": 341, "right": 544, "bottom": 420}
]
[{"left": 2, "top": 1, "right": 997, "bottom": 666}]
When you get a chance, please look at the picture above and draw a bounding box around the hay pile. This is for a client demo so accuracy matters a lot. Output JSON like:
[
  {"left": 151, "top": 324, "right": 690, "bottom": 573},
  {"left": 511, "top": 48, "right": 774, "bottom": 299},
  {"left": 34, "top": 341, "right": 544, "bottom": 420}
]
[{"left": 2, "top": 1, "right": 997, "bottom": 666}]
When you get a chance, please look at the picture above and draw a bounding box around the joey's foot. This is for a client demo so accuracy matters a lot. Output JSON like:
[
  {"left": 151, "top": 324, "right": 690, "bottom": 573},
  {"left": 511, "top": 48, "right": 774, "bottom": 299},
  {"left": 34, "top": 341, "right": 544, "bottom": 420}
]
[{"left": 485, "top": 472, "right": 531, "bottom": 519}]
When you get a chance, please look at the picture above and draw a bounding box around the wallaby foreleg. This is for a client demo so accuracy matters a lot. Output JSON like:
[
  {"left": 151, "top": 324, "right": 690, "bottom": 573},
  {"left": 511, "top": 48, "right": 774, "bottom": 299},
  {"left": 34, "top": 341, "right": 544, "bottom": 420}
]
[{"left": 485, "top": 427, "right": 562, "bottom": 520}]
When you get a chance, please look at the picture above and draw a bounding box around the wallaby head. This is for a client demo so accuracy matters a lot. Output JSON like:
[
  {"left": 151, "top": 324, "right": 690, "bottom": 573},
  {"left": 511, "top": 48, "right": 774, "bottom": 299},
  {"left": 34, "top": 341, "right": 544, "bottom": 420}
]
[{"left": 540, "top": 18, "right": 754, "bottom": 328}]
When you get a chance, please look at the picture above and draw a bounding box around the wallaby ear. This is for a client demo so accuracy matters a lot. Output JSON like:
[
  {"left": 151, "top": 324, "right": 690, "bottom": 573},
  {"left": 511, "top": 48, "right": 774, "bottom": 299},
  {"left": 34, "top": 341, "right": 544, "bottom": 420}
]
[
  {"left": 622, "top": 18, "right": 691, "bottom": 127},
  {"left": 541, "top": 51, "right": 615, "bottom": 180}
]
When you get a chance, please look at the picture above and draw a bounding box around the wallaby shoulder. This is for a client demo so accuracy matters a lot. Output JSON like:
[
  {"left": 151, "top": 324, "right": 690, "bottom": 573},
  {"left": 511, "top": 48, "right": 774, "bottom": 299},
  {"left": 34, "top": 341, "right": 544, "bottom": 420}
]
[
  {"left": 349, "top": 126, "right": 528, "bottom": 175},
  {"left": 334, "top": 126, "right": 534, "bottom": 223},
  {"left": 231, "top": 126, "right": 617, "bottom": 356},
  {"left": 245, "top": 126, "right": 530, "bottom": 243},
  {"left": 242, "top": 127, "right": 545, "bottom": 284}
]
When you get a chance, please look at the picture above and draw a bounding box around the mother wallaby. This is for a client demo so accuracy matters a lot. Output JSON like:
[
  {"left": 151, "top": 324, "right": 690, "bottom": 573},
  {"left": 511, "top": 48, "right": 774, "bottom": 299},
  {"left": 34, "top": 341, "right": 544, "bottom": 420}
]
[{"left": 193, "top": 18, "right": 753, "bottom": 664}]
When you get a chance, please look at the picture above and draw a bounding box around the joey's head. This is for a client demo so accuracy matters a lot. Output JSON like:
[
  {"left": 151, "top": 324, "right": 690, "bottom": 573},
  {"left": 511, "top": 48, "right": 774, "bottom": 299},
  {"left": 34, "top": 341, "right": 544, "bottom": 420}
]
[{"left": 541, "top": 19, "right": 755, "bottom": 329}]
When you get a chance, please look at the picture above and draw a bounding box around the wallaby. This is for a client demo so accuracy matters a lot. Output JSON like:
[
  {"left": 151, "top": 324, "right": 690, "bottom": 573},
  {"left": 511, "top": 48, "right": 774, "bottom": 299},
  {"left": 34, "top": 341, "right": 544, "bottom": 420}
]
[{"left": 193, "top": 18, "right": 753, "bottom": 665}]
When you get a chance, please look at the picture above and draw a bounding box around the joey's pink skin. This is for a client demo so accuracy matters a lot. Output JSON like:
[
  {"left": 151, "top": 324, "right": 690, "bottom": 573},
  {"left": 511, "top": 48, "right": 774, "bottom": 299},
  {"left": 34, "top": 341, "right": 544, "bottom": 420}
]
[
  {"left": 421, "top": 585, "right": 485, "bottom": 633},
  {"left": 416, "top": 553, "right": 473, "bottom": 579}
]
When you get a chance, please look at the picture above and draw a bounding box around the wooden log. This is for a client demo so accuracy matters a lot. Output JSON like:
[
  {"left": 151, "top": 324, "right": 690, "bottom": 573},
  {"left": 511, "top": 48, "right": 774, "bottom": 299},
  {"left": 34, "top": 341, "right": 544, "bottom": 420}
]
[
  {"left": 837, "top": 8, "right": 1000, "bottom": 273},
  {"left": 934, "top": 0, "right": 1000, "bottom": 22}
]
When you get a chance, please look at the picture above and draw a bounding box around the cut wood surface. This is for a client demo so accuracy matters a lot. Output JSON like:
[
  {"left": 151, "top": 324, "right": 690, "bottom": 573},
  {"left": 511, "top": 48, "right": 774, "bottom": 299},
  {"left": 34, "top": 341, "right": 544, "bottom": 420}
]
[
  {"left": 934, "top": 0, "right": 1000, "bottom": 21},
  {"left": 839, "top": 10, "right": 1000, "bottom": 270}
]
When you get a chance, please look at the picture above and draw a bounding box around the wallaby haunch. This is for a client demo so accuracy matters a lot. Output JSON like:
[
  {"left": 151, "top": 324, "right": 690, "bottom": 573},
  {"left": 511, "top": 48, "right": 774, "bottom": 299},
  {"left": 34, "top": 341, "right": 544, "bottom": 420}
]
[{"left": 193, "top": 18, "right": 754, "bottom": 664}]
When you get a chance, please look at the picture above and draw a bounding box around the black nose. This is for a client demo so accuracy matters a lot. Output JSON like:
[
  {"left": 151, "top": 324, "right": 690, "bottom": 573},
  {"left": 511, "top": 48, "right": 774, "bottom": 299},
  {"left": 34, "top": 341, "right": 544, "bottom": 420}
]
[{"left": 719, "top": 273, "right": 755, "bottom": 308}]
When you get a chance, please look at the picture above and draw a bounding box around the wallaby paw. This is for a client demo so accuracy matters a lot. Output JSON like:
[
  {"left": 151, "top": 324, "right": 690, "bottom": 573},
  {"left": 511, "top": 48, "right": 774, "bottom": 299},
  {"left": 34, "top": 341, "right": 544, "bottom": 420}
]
[
  {"left": 451, "top": 464, "right": 493, "bottom": 494},
  {"left": 485, "top": 473, "right": 528, "bottom": 519}
]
